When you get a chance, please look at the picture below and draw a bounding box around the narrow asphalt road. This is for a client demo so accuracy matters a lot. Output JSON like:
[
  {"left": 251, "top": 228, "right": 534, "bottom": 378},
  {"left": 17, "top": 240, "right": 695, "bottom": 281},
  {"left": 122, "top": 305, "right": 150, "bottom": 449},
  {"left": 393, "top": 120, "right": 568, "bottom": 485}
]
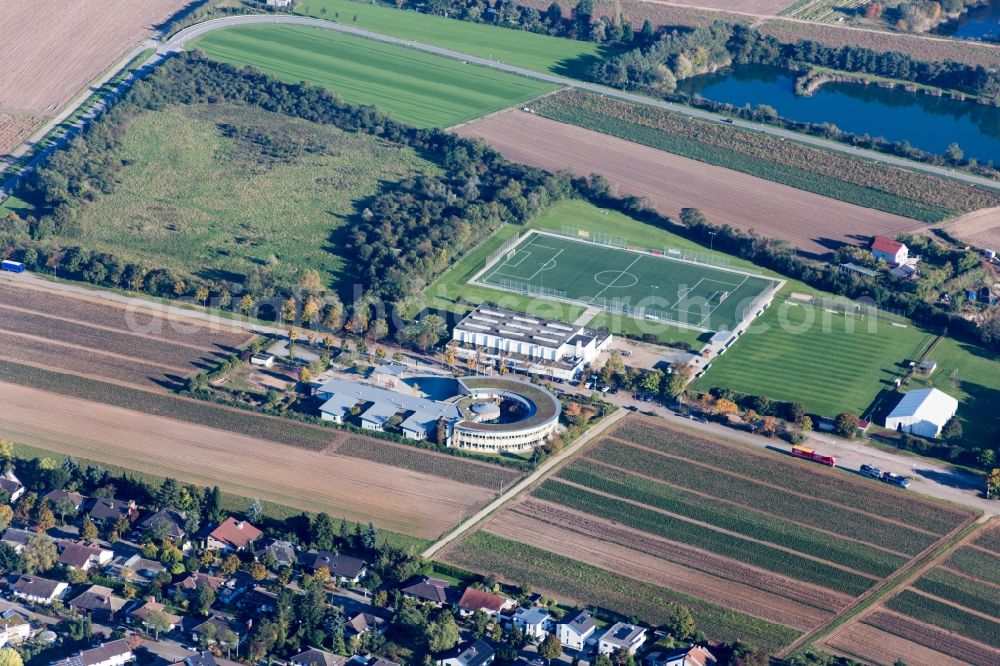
[{"left": 3, "top": 12, "right": 999, "bottom": 203}]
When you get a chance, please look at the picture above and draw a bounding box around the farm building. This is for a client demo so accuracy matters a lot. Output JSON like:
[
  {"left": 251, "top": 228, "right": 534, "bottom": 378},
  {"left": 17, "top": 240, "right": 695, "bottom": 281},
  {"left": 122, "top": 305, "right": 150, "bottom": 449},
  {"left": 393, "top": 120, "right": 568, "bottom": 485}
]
[
  {"left": 884, "top": 388, "right": 958, "bottom": 438},
  {"left": 449, "top": 305, "right": 611, "bottom": 381},
  {"left": 870, "top": 236, "right": 908, "bottom": 266}
]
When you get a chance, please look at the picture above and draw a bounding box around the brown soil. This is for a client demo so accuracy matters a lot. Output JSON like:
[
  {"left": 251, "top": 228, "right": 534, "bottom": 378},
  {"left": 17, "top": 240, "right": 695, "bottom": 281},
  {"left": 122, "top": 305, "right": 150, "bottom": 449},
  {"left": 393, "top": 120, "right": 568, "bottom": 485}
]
[
  {"left": 822, "top": 620, "right": 977, "bottom": 666},
  {"left": 859, "top": 610, "right": 1000, "bottom": 666},
  {"left": 508, "top": 498, "right": 851, "bottom": 617},
  {"left": 455, "top": 111, "right": 915, "bottom": 258},
  {"left": 0, "top": 381, "right": 492, "bottom": 539},
  {"left": 0, "top": 281, "right": 251, "bottom": 389},
  {"left": 644, "top": 0, "right": 792, "bottom": 13},
  {"left": 0, "top": 0, "right": 189, "bottom": 115},
  {"left": 0, "top": 113, "right": 41, "bottom": 155},
  {"left": 940, "top": 206, "right": 1000, "bottom": 251}
]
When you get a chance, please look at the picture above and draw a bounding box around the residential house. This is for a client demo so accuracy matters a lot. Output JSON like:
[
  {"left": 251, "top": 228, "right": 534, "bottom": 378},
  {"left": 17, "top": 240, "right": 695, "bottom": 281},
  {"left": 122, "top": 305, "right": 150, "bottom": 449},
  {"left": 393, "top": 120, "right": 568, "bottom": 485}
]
[
  {"left": 68, "top": 585, "right": 127, "bottom": 621},
  {"left": 0, "top": 613, "right": 31, "bottom": 647},
  {"left": 172, "top": 655, "right": 219, "bottom": 666},
  {"left": 870, "top": 236, "right": 909, "bottom": 266},
  {"left": 59, "top": 541, "right": 113, "bottom": 571},
  {"left": 1, "top": 528, "right": 35, "bottom": 553},
  {"left": 0, "top": 471, "right": 24, "bottom": 503},
  {"left": 128, "top": 598, "right": 182, "bottom": 632},
  {"left": 457, "top": 588, "right": 511, "bottom": 617},
  {"left": 106, "top": 554, "right": 165, "bottom": 581},
  {"left": 255, "top": 539, "right": 297, "bottom": 568},
  {"left": 557, "top": 610, "right": 596, "bottom": 650},
  {"left": 347, "top": 612, "right": 386, "bottom": 637},
  {"left": 401, "top": 577, "right": 453, "bottom": 606},
  {"left": 289, "top": 647, "right": 347, "bottom": 666},
  {"left": 139, "top": 509, "right": 187, "bottom": 543},
  {"left": 11, "top": 575, "right": 68, "bottom": 604},
  {"left": 205, "top": 518, "right": 262, "bottom": 552},
  {"left": 240, "top": 586, "right": 278, "bottom": 614},
  {"left": 648, "top": 647, "right": 716, "bottom": 666},
  {"left": 175, "top": 572, "right": 226, "bottom": 595},
  {"left": 42, "top": 490, "right": 86, "bottom": 514},
  {"left": 88, "top": 498, "right": 138, "bottom": 525},
  {"left": 192, "top": 616, "right": 244, "bottom": 647},
  {"left": 51, "top": 640, "right": 133, "bottom": 666},
  {"left": 598, "top": 623, "right": 646, "bottom": 656},
  {"left": 512, "top": 606, "right": 552, "bottom": 640},
  {"left": 436, "top": 640, "right": 494, "bottom": 666},
  {"left": 299, "top": 551, "right": 367, "bottom": 584}
]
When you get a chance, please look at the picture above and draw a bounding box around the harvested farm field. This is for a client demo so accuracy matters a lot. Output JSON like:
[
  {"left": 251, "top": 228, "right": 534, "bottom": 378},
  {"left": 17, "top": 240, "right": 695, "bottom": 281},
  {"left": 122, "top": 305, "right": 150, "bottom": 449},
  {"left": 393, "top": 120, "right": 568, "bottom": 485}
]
[
  {"left": 636, "top": 0, "right": 791, "bottom": 14},
  {"left": 0, "top": 280, "right": 251, "bottom": 389},
  {"left": 0, "top": 113, "right": 41, "bottom": 156},
  {"left": 821, "top": 618, "right": 975, "bottom": 666},
  {"left": 0, "top": 0, "right": 188, "bottom": 116},
  {"left": 0, "top": 381, "right": 493, "bottom": 539},
  {"left": 940, "top": 206, "right": 1000, "bottom": 251},
  {"left": 455, "top": 111, "right": 915, "bottom": 258}
]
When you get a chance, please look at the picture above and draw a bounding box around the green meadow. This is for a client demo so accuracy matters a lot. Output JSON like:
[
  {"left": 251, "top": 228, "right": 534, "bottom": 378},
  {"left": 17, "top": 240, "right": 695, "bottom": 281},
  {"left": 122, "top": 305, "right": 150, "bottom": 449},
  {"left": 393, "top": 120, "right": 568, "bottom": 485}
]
[{"left": 192, "top": 24, "right": 557, "bottom": 127}]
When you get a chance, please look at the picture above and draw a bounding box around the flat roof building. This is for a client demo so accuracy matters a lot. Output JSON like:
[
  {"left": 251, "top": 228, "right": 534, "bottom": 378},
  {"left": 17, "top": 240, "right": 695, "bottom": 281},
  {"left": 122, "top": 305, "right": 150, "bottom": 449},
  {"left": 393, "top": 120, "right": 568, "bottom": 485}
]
[{"left": 450, "top": 305, "right": 611, "bottom": 381}]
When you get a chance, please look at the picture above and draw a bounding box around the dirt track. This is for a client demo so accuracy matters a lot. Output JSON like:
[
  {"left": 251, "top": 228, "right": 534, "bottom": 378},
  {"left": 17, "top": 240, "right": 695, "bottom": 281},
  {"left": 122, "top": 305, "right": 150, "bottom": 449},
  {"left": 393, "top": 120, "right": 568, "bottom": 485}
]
[
  {"left": 0, "top": 381, "right": 492, "bottom": 539},
  {"left": 455, "top": 111, "right": 917, "bottom": 258},
  {"left": 487, "top": 499, "right": 838, "bottom": 630},
  {"left": 0, "top": 0, "right": 187, "bottom": 116}
]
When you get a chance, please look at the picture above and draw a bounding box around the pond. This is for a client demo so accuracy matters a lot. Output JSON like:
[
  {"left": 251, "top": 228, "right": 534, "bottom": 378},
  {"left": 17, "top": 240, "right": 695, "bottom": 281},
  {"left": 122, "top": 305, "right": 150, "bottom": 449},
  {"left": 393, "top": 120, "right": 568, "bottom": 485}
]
[
  {"left": 676, "top": 64, "right": 1000, "bottom": 164},
  {"left": 934, "top": 1, "right": 1000, "bottom": 41}
]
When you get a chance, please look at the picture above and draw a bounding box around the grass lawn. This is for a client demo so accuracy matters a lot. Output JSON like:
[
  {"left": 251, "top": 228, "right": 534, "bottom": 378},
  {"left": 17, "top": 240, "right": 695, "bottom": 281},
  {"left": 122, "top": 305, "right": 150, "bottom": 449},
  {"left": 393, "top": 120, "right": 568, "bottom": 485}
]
[
  {"left": 192, "top": 24, "right": 557, "bottom": 127},
  {"left": 294, "top": 0, "right": 613, "bottom": 79},
  {"left": 695, "top": 301, "right": 936, "bottom": 418},
  {"left": 904, "top": 335, "right": 1000, "bottom": 451},
  {"left": 70, "top": 102, "right": 435, "bottom": 290}
]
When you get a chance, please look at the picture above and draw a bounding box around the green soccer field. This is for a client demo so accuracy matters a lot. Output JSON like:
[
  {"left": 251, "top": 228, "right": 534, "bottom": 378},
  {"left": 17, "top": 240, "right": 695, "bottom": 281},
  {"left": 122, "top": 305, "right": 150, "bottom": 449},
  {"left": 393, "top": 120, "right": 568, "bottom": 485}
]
[{"left": 476, "top": 232, "right": 780, "bottom": 331}]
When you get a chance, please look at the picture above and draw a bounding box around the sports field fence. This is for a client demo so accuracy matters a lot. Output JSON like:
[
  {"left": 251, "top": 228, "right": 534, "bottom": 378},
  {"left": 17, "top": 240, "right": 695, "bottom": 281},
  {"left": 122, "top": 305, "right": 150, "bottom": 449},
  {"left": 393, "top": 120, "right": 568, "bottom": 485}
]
[
  {"left": 807, "top": 295, "right": 908, "bottom": 324},
  {"left": 489, "top": 277, "right": 568, "bottom": 301},
  {"left": 485, "top": 232, "right": 523, "bottom": 267},
  {"left": 547, "top": 226, "right": 759, "bottom": 274}
]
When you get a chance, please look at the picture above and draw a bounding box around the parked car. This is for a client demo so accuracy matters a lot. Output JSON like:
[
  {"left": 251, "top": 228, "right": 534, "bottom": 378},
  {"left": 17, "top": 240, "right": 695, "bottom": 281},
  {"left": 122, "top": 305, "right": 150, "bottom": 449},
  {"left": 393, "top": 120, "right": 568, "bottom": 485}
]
[{"left": 860, "top": 464, "right": 882, "bottom": 479}]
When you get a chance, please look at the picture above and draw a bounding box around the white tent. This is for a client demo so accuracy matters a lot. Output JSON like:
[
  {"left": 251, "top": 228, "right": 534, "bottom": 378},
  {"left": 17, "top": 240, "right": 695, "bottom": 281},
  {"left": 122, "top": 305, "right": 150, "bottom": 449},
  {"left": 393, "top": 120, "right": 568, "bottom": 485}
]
[{"left": 884, "top": 388, "right": 958, "bottom": 438}]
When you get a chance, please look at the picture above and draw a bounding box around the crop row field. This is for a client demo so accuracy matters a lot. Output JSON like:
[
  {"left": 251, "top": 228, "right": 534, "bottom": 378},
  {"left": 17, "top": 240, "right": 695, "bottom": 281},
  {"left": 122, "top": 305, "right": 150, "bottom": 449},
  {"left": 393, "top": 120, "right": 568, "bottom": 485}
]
[
  {"left": 695, "top": 300, "right": 936, "bottom": 418},
  {"left": 192, "top": 24, "right": 557, "bottom": 128},
  {"left": 441, "top": 415, "right": 973, "bottom": 655},
  {"left": 531, "top": 89, "right": 1000, "bottom": 221},
  {"left": 0, "top": 280, "right": 251, "bottom": 389}
]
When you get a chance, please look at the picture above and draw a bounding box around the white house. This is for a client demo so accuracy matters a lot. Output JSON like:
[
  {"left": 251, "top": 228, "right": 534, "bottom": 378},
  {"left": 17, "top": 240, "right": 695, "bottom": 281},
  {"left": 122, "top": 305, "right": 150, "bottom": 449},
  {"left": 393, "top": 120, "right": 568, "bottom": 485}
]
[
  {"left": 512, "top": 606, "right": 552, "bottom": 640},
  {"left": 59, "top": 540, "right": 114, "bottom": 571},
  {"left": 51, "top": 639, "right": 133, "bottom": 666},
  {"left": 870, "top": 236, "right": 909, "bottom": 266},
  {"left": 598, "top": 623, "right": 646, "bottom": 656},
  {"left": 648, "top": 647, "right": 717, "bottom": 666},
  {"left": 557, "top": 610, "right": 596, "bottom": 650},
  {"left": 436, "top": 640, "right": 494, "bottom": 666},
  {"left": 0, "top": 614, "right": 31, "bottom": 647},
  {"left": 12, "top": 575, "right": 68, "bottom": 605},
  {"left": 0, "top": 471, "right": 24, "bottom": 502},
  {"left": 884, "top": 388, "right": 958, "bottom": 438}
]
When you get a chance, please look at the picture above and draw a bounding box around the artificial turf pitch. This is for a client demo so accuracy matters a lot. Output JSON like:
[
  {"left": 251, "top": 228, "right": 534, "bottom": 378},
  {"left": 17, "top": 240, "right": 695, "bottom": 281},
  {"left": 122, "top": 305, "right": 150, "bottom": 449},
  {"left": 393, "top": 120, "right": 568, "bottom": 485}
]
[{"left": 477, "top": 232, "right": 778, "bottom": 331}]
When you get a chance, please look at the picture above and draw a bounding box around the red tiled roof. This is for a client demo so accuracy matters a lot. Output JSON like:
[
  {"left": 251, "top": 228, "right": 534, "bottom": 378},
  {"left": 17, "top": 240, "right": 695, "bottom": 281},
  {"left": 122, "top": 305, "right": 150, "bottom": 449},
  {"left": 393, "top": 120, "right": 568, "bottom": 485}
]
[
  {"left": 458, "top": 587, "right": 507, "bottom": 613},
  {"left": 209, "top": 517, "right": 262, "bottom": 549},
  {"left": 871, "top": 236, "right": 904, "bottom": 255}
]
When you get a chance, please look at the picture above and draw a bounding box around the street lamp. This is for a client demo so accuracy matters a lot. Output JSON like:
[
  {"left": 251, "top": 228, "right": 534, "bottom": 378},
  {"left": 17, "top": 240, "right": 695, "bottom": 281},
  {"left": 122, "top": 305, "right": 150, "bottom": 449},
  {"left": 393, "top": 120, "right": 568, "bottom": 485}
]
[{"left": 708, "top": 230, "right": 717, "bottom": 253}]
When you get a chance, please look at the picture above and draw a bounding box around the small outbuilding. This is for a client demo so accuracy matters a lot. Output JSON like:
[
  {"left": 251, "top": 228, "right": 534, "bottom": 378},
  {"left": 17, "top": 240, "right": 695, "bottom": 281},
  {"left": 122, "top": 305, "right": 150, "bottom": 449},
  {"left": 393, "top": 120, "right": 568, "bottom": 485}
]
[
  {"left": 884, "top": 388, "right": 958, "bottom": 438},
  {"left": 251, "top": 353, "right": 275, "bottom": 368}
]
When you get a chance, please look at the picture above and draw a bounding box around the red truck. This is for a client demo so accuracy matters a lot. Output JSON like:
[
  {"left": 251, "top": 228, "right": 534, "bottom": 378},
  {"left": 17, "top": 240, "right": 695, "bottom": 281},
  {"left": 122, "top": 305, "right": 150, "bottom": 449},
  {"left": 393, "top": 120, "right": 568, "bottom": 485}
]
[{"left": 791, "top": 445, "right": 837, "bottom": 467}]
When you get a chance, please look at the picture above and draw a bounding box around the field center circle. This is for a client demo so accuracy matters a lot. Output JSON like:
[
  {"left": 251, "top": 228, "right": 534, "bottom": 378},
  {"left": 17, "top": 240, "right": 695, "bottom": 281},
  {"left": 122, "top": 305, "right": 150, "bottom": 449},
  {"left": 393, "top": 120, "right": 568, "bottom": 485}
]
[{"left": 594, "top": 270, "right": 639, "bottom": 288}]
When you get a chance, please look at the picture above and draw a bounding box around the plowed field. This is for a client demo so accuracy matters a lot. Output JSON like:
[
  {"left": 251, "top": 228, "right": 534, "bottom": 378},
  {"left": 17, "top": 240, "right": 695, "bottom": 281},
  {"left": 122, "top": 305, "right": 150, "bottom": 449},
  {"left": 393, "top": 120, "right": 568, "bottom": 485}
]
[
  {"left": 0, "top": 381, "right": 492, "bottom": 539},
  {"left": 823, "top": 619, "right": 975, "bottom": 666},
  {"left": 0, "top": 280, "right": 250, "bottom": 389},
  {"left": 0, "top": 113, "right": 40, "bottom": 155},
  {"left": 0, "top": 0, "right": 187, "bottom": 115},
  {"left": 454, "top": 111, "right": 915, "bottom": 258}
]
